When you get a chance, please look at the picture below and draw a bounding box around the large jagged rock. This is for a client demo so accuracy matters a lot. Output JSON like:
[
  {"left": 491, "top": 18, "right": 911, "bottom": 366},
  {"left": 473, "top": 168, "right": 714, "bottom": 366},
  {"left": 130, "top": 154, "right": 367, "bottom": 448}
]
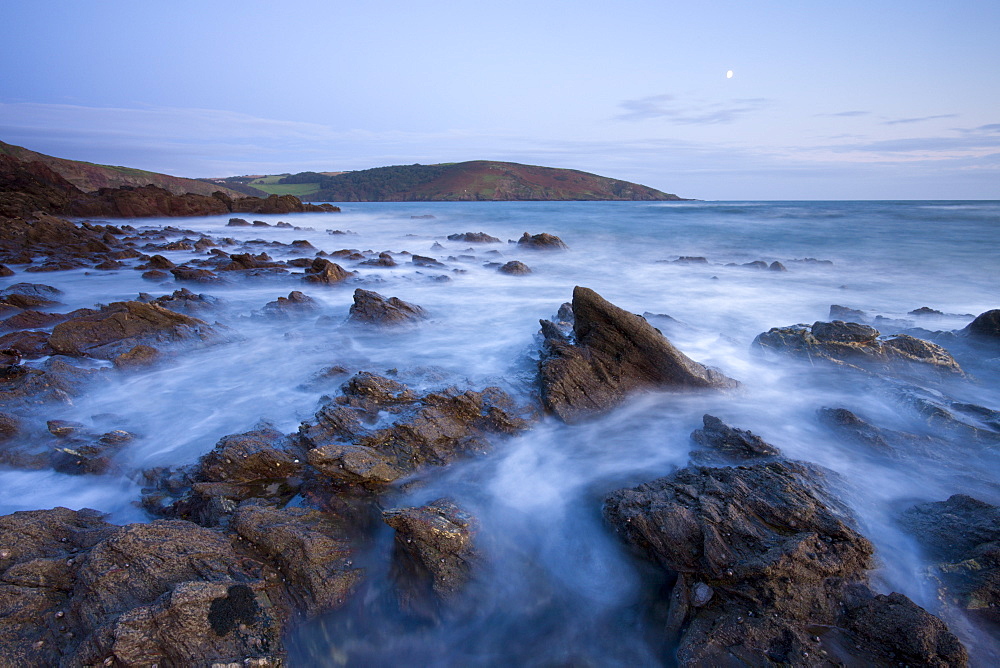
[
  {"left": 604, "top": 461, "right": 967, "bottom": 666},
  {"left": 383, "top": 498, "right": 478, "bottom": 617},
  {"left": 901, "top": 494, "right": 1000, "bottom": 627},
  {"left": 301, "top": 372, "right": 530, "bottom": 488},
  {"left": 538, "top": 287, "right": 737, "bottom": 423},
  {"left": 47, "top": 300, "right": 222, "bottom": 359},
  {"left": 302, "top": 257, "right": 352, "bottom": 284},
  {"left": 753, "top": 320, "right": 964, "bottom": 375},
  {"left": 348, "top": 288, "right": 426, "bottom": 326}
]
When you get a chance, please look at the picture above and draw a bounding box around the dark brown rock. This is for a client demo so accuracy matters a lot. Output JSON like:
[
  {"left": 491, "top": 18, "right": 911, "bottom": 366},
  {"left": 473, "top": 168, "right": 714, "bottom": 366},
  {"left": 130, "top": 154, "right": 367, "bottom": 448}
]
[
  {"left": 963, "top": 309, "right": 1000, "bottom": 341},
  {"left": 517, "top": 232, "right": 568, "bottom": 250},
  {"left": 538, "top": 287, "right": 738, "bottom": 423},
  {"left": 690, "top": 414, "right": 782, "bottom": 461},
  {"left": 383, "top": 498, "right": 478, "bottom": 616},
  {"left": 497, "top": 260, "right": 531, "bottom": 275},
  {"left": 753, "top": 321, "right": 964, "bottom": 375},
  {"left": 447, "top": 232, "right": 500, "bottom": 243},
  {"left": 112, "top": 344, "right": 161, "bottom": 369},
  {"left": 170, "top": 266, "right": 221, "bottom": 283},
  {"left": 604, "top": 462, "right": 967, "bottom": 666},
  {"left": 348, "top": 289, "right": 426, "bottom": 326},
  {"left": 0, "top": 330, "right": 53, "bottom": 358},
  {"left": 260, "top": 291, "right": 319, "bottom": 317},
  {"left": 303, "top": 258, "right": 352, "bottom": 284},
  {"left": 48, "top": 300, "right": 221, "bottom": 359},
  {"left": 1, "top": 309, "right": 69, "bottom": 330},
  {"left": 0, "top": 283, "right": 62, "bottom": 308}
]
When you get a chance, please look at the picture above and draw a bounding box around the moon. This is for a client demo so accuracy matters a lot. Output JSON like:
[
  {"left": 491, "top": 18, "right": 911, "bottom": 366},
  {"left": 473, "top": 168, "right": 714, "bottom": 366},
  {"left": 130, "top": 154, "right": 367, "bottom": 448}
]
[{"left": 726, "top": 70, "right": 734, "bottom": 79}]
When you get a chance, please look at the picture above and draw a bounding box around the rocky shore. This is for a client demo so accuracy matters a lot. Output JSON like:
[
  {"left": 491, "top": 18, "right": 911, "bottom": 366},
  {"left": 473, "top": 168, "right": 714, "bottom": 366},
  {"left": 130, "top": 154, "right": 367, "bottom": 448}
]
[{"left": 0, "top": 208, "right": 997, "bottom": 666}]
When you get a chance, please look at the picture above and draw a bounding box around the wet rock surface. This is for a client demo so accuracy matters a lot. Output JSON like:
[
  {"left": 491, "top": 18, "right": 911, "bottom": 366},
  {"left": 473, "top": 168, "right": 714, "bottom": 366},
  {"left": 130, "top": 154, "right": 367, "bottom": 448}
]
[
  {"left": 447, "top": 232, "right": 500, "bottom": 243},
  {"left": 47, "top": 300, "right": 223, "bottom": 359},
  {"left": 497, "top": 260, "right": 531, "bottom": 275},
  {"left": 517, "top": 231, "right": 568, "bottom": 250},
  {"left": 383, "top": 498, "right": 479, "bottom": 616},
  {"left": 604, "top": 460, "right": 968, "bottom": 666},
  {"left": 538, "top": 287, "right": 738, "bottom": 423},
  {"left": 690, "top": 413, "right": 782, "bottom": 461},
  {"left": 753, "top": 320, "right": 964, "bottom": 376},
  {"left": 901, "top": 494, "right": 1000, "bottom": 627},
  {"left": 348, "top": 288, "right": 426, "bottom": 326}
]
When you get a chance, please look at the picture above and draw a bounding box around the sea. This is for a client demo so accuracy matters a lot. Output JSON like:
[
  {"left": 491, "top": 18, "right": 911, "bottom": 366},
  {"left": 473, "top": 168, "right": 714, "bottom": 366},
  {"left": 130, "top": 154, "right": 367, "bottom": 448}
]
[{"left": 2, "top": 200, "right": 998, "bottom": 664}]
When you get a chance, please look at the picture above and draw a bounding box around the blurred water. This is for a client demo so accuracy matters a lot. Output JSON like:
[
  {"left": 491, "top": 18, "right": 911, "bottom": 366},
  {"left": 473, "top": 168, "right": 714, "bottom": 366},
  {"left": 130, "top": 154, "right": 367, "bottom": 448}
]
[{"left": 1, "top": 200, "right": 998, "bottom": 664}]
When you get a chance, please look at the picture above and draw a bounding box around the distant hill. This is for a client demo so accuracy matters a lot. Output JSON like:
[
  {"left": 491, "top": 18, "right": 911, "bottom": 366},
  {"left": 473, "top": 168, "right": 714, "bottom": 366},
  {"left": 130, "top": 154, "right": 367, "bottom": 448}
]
[
  {"left": 226, "top": 161, "right": 686, "bottom": 201},
  {"left": 0, "top": 141, "right": 249, "bottom": 199}
]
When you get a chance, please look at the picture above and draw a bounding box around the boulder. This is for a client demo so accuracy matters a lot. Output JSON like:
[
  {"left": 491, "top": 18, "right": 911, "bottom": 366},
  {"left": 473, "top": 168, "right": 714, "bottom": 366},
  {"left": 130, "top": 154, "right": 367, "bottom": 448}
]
[
  {"left": 303, "top": 258, "right": 352, "bottom": 284},
  {"left": 260, "top": 291, "right": 319, "bottom": 318},
  {"left": 753, "top": 321, "right": 964, "bottom": 375},
  {"left": 360, "top": 252, "right": 397, "bottom": 267},
  {"left": 962, "top": 309, "right": 1000, "bottom": 342},
  {"left": 383, "top": 498, "right": 478, "bottom": 616},
  {"left": 48, "top": 300, "right": 221, "bottom": 359},
  {"left": 497, "top": 260, "right": 531, "bottom": 275},
  {"left": 604, "top": 461, "right": 967, "bottom": 666},
  {"left": 517, "top": 232, "right": 568, "bottom": 250},
  {"left": 447, "top": 232, "right": 500, "bottom": 243},
  {"left": 348, "top": 288, "right": 426, "bottom": 326},
  {"left": 538, "top": 287, "right": 737, "bottom": 423}
]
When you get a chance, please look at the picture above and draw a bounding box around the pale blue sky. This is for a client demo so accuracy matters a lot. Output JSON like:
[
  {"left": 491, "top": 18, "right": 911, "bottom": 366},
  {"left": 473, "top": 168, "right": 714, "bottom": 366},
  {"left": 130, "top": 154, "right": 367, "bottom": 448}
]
[{"left": 2, "top": 0, "right": 998, "bottom": 199}]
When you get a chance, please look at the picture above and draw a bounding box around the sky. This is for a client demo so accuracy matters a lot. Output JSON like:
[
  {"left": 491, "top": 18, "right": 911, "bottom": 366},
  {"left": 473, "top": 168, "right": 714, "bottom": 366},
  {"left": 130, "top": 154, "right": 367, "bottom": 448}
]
[{"left": 1, "top": 0, "right": 998, "bottom": 200}]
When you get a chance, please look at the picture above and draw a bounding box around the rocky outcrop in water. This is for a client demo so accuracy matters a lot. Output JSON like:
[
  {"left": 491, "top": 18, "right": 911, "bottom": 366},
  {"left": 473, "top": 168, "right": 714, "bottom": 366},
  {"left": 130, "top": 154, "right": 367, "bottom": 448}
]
[
  {"left": 302, "top": 258, "right": 352, "bottom": 284},
  {"left": 383, "top": 498, "right": 479, "bottom": 617},
  {"left": 962, "top": 309, "right": 1000, "bottom": 343},
  {"left": 901, "top": 494, "right": 1000, "bottom": 627},
  {"left": 690, "top": 414, "right": 781, "bottom": 462},
  {"left": 301, "top": 372, "right": 531, "bottom": 489},
  {"left": 47, "top": 300, "right": 224, "bottom": 360},
  {"left": 604, "top": 460, "right": 968, "bottom": 666},
  {"left": 497, "top": 260, "right": 531, "bottom": 275},
  {"left": 348, "top": 288, "right": 426, "bottom": 326},
  {"left": 753, "top": 320, "right": 963, "bottom": 376},
  {"left": 517, "top": 232, "right": 568, "bottom": 250},
  {"left": 447, "top": 232, "right": 500, "bottom": 243},
  {"left": 538, "top": 287, "right": 738, "bottom": 423}
]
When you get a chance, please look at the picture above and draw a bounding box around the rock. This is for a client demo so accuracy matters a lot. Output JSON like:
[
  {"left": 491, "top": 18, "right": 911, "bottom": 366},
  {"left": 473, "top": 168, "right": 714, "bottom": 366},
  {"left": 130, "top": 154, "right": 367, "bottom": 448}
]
[
  {"left": 690, "top": 414, "right": 781, "bottom": 460},
  {"left": 768, "top": 260, "right": 787, "bottom": 272},
  {"left": 742, "top": 260, "right": 768, "bottom": 269},
  {"left": 142, "top": 269, "right": 169, "bottom": 281},
  {"left": 226, "top": 217, "right": 250, "bottom": 227},
  {"left": 0, "top": 283, "right": 62, "bottom": 308},
  {"left": 383, "top": 498, "right": 478, "bottom": 616},
  {"left": 901, "top": 494, "right": 1000, "bottom": 626},
  {"left": 829, "top": 305, "right": 868, "bottom": 321},
  {"left": 0, "top": 330, "right": 53, "bottom": 358},
  {"left": 910, "top": 306, "right": 945, "bottom": 316},
  {"left": 538, "top": 287, "right": 738, "bottom": 423},
  {"left": 260, "top": 291, "right": 319, "bottom": 317},
  {"left": 360, "top": 252, "right": 397, "bottom": 267},
  {"left": 220, "top": 252, "right": 282, "bottom": 272},
  {"left": 170, "top": 266, "right": 221, "bottom": 283},
  {"left": 673, "top": 256, "right": 708, "bottom": 264},
  {"left": 301, "top": 374, "right": 530, "bottom": 488},
  {"left": 0, "top": 412, "right": 19, "bottom": 439},
  {"left": 497, "top": 260, "right": 531, "bottom": 275},
  {"left": 348, "top": 289, "right": 426, "bottom": 326},
  {"left": 199, "top": 426, "right": 307, "bottom": 485},
  {"left": 50, "top": 429, "right": 134, "bottom": 475},
  {"left": 411, "top": 254, "right": 444, "bottom": 267},
  {"left": 753, "top": 321, "right": 964, "bottom": 376},
  {"left": 303, "top": 258, "right": 352, "bottom": 284},
  {"left": 604, "top": 461, "right": 967, "bottom": 666},
  {"left": 0, "top": 264, "right": 13, "bottom": 277},
  {"left": 231, "top": 504, "right": 362, "bottom": 617},
  {"left": 962, "top": 309, "right": 1000, "bottom": 341},
  {"left": 447, "top": 232, "right": 500, "bottom": 243},
  {"left": 48, "top": 300, "right": 221, "bottom": 359},
  {"left": 517, "top": 232, "right": 568, "bottom": 250},
  {"left": 113, "top": 344, "right": 161, "bottom": 369},
  {"left": 1, "top": 309, "right": 71, "bottom": 331}
]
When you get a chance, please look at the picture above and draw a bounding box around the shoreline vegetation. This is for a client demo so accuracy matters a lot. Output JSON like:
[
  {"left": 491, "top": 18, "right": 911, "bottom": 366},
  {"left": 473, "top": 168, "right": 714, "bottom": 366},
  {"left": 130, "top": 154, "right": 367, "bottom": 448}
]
[{"left": 0, "top": 145, "right": 997, "bottom": 665}]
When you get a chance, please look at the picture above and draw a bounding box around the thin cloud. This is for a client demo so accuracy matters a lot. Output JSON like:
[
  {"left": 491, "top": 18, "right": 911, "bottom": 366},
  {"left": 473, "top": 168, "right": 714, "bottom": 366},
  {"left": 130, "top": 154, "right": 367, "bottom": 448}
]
[
  {"left": 615, "top": 94, "right": 770, "bottom": 124},
  {"left": 818, "top": 110, "right": 871, "bottom": 118},
  {"left": 882, "top": 114, "right": 958, "bottom": 125}
]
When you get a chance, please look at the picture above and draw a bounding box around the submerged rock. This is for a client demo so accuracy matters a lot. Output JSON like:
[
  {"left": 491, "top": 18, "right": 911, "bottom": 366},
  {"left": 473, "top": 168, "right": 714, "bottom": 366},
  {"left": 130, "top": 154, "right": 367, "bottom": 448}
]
[
  {"left": 0, "top": 282, "right": 63, "bottom": 308},
  {"left": 47, "top": 300, "right": 221, "bottom": 359},
  {"left": 517, "top": 232, "right": 568, "bottom": 250},
  {"left": 604, "top": 461, "right": 967, "bottom": 667},
  {"left": 901, "top": 494, "right": 1000, "bottom": 627},
  {"left": 348, "top": 288, "right": 426, "bottom": 326},
  {"left": 538, "top": 287, "right": 737, "bottom": 423},
  {"left": 383, "top": 498, "right": 479, "bottom": 616}
]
